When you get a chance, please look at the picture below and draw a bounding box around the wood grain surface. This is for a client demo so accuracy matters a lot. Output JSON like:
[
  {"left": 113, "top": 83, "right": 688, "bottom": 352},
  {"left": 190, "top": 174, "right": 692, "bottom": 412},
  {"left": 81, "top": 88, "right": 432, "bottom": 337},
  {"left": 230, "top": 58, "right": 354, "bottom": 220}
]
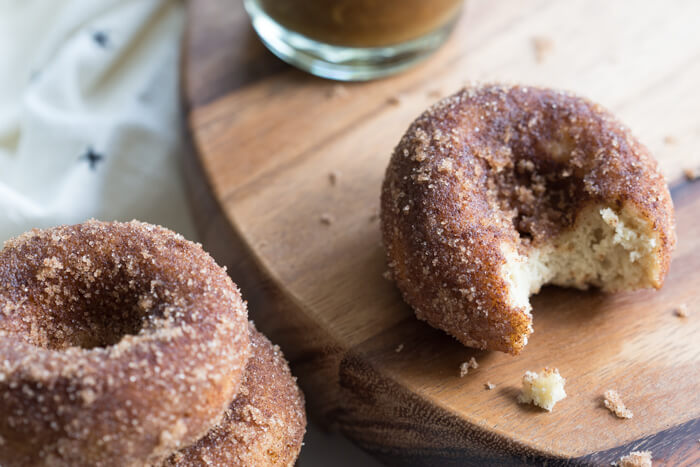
[{"left": 181, "top": 0, "right": 700, "bottom": 464}]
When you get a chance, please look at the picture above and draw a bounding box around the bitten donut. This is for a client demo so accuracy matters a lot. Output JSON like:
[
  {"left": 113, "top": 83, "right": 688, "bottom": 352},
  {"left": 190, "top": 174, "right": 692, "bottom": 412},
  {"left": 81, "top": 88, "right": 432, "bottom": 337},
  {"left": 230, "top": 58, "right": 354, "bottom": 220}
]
[
  {"left": 166, "top": 323, "right": 306, "bottom": 467},
  {"left": 381, "top": 84, "right": 675, "bottom": 354},
  {"left": 0, "top": 220, "right": 250, "bottom": 466}
]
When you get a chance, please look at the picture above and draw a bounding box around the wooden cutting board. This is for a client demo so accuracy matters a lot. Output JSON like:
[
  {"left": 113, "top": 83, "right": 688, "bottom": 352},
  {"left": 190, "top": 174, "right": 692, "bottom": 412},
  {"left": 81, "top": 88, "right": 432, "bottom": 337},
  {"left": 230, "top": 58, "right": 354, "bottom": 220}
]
[{"left": 182, "top": 0, "right": 700, "bottom": 464}]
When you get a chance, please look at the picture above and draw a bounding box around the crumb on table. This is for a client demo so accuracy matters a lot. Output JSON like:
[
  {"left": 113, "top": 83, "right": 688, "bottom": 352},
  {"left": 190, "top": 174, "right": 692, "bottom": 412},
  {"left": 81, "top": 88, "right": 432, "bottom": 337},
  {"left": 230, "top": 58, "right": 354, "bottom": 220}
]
[
  {"left": 327, "top": 84, "right": 349, "bottom": 98},
  {"left": 663, "top": 135, "right": 677, "bottom": 145},
  {"left": 614, "top": 450, "right": 652, "bottom": 467},
  {"left": 328, "top": 171, "right": 340, "bottom": 186},
  {"left": 387, "top": 95, "right": 402, "bottom": 106},
  {"left": 394, "top": 343, "right": 404, "bottom": 353},
  {"left": 485, "top": 382, "right": 496, "bottom": 390},
  {"left": 320, "top": 213, "right": 334, "bottom": 225},
  {"left": 459, "top": 357, "right": 479, "bottom": 377},
  {"left": 603, "top": 389, "right": 633, "bottom": 419},
  {"left": 674, "top": 303, "right": 689, "bottom": 318},
  {"left": 518, "top": 367, "right": 566, "bottom": 411},
  {"left": 532, "top": 36, "right": 554, "bottom": 63},
  {"left": 684, "top": 167, "right": 699, "bottom": 181}
]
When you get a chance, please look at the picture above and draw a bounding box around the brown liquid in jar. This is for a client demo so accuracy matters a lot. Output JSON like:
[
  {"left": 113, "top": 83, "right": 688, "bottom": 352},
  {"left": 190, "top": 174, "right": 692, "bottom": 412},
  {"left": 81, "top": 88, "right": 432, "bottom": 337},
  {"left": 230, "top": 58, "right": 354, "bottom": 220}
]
[{"left": 258, "top": 0, "right": 464, "bottom": 48}]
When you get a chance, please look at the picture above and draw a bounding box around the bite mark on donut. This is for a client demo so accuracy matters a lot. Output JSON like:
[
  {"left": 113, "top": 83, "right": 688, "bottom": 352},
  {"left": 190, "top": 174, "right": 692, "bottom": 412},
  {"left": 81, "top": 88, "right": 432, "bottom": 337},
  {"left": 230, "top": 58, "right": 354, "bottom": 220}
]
[{"left": 502, "top": 203, "right": 664, "bottom": 321}]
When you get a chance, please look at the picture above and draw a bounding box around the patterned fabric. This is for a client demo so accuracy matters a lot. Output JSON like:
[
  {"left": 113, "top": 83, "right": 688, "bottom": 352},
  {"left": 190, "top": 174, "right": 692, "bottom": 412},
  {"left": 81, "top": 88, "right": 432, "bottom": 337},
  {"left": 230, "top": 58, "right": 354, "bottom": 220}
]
[{"left": 0, "top": 0, "right": 195, "bottom": 241}]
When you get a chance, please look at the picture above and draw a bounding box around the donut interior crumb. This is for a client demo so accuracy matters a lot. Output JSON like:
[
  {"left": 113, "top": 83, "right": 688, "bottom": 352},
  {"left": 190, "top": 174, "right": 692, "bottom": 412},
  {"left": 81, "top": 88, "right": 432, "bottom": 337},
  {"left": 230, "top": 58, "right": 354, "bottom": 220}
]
[
  {"left": 532, "top": 36, "right": 554, "bottom": 63},
  {"left": 503, "top": 205, "right": 662, "bottom": 321},
  {"left": 613, "top": 450, "right": 652, "bottom": 467},
  {"left": 459, "top": 357, "right": 478, "bottom": 377},
  {"left": 518, "top": 368, "right": 566, "bottom": 411},
  {"left": 603, "top": 389, "right": 633, "bottom": 419},
  {"left": 673, "top": 303, "right": 689, "bottom": 318}
]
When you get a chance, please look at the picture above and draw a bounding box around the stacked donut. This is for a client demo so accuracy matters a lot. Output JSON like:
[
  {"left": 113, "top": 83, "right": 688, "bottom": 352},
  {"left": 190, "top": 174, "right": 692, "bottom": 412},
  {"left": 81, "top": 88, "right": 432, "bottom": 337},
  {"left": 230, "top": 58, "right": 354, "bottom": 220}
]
[{"left": 0, "top": 220, "right": 306, "bottom": 466}]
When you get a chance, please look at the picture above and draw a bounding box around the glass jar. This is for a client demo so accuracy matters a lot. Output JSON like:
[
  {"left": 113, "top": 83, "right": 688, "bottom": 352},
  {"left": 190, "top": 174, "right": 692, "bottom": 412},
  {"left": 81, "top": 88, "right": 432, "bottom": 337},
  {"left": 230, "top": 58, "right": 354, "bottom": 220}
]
[{"left": 244, "top": 0, "right": 464, "bottom": 81}]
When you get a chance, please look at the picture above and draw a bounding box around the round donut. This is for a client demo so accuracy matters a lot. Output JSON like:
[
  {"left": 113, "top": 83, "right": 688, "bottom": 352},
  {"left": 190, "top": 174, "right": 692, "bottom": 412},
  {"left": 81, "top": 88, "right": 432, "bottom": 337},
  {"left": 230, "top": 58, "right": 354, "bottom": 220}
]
[
  {"left": 165, "top": 322, "right": 306, "bottom": 467},
  {"left": 381, "top": 84, "right": 675, "bottom": 354},
  {"left": 0, "top": 220, "right": 250, "bottom": 466}
]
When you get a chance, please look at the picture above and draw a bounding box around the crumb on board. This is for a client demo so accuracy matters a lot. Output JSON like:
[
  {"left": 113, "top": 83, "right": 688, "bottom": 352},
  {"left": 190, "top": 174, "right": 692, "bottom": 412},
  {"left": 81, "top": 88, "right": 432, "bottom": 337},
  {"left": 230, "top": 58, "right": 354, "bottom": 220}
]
[
  {"left": 395, "top": 343, "right": 404, "bottom": 353},
  {"left": 613, "top": 450, "right": 652, "bottom": 467},
  {"left": 485, "top": 382, "right": 496, "bottom": 390},
  {"left": 459, "top": 357, "right": 479, "bottom": 377},
  {"left": 328, "top": 171, "right": 340, "bottom": 186},
  {"left": 427, "top": 89, "right": 443, "bottom": 99},
  {"left": 663, "top": 135, "right": 677, "bottom": 145},
  {"left": 320, "top": 213, "right": 334, "bottom": 225},
  {"left": 382, "top": 270, "right": 392, "bottom": 281},
  {"left": 603, "top": 389, "right": 633, "bottom": 419},
  {"left": 387, "top": 95, "right": 402, "bottom": 106},
  {"left": 532, "top": 36, "right": 554, "bottom": 63},
  {"left": 673, "top": 303, "right": 689, "bottom": 317},
  {"left": 518, "top": 368, "right": 566, "bottom": 411},
  {"left": 683, "top": 167, "right": 699, "bottom": 181},
  {"left": 327, "top": 84, "right": 349, "bottom": 98},
  {"left": 369, "top": 211, "right": 379, "bottom": 222}
]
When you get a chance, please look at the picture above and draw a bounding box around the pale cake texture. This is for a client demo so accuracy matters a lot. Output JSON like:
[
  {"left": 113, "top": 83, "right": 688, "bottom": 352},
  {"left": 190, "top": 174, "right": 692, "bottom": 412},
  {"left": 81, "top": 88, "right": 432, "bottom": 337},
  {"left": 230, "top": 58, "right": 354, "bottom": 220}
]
[
  {"left": 503, "top": 205, "right": 662, "bottom": 315},
  {"left": 381, "top": 84, "right": 676, "bottom": 354},
  {"left": 518, "top": 367, "right": 567, "bottom": 412}
]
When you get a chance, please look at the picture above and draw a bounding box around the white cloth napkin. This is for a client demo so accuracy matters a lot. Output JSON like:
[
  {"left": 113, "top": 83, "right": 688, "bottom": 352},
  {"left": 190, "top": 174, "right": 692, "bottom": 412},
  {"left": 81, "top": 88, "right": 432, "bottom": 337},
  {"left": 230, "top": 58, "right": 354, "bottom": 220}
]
[
  {"left": 0, "top": 0, "right": 195, "bottom": 242},
  {"left": 0, "top": 2, "right": 383, "bottom": 465}
]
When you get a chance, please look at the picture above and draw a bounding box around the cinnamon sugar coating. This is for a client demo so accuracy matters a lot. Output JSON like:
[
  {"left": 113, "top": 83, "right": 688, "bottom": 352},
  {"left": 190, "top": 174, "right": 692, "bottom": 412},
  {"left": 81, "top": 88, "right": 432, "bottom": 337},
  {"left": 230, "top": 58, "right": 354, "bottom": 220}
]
[
  {"left": 381, "top": 84, "right": 675, "bottom": 354},
  {"left": 0, "top": 220, "right": 250, "bottom": 466},
  {"left": 166, "top": 323, "right": 306, "bottom": 467}
]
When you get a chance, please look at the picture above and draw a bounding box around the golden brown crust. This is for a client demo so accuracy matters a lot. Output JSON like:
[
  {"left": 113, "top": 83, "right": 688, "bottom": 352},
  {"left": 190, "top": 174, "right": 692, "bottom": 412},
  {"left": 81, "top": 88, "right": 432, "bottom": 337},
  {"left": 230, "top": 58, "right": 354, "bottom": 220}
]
[
  {"left": 166, "top": 323, "right": 306, "bottom": 467},
  {"left": 381, "top": 84, "right": 675, "bottom": 354},
  {"left": 0, "top": 220, "right": 250, "bottom": 466}
]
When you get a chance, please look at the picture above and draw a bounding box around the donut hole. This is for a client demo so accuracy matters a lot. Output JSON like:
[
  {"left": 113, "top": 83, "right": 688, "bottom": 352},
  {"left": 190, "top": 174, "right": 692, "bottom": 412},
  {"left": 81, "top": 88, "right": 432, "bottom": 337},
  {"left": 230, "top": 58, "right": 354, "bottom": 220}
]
[
  {"left": 492, "top": 156, "right": 585, "bottom": 245},
  {"left": 38, "top": 293, "right": 149, "bottom": 350},
  {"left": 17, "top": 287, "right": 153, "bottom": 351},
  {"left": 1, "top": 256, "right": 169, "bottom": 351}
]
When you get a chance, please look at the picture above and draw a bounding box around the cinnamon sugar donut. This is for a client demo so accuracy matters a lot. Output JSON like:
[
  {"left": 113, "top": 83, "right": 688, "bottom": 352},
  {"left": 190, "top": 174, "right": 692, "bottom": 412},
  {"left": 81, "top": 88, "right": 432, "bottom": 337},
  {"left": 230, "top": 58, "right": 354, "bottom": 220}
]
[
  {"left": 381, "top": 84, "right": 675, "bottom": 354},
  {"left": 0, "top": 220, "right": 250, "bottom": 466},
  {"left": 166, "top": 323, "right": 306, "bottom": 467}
]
